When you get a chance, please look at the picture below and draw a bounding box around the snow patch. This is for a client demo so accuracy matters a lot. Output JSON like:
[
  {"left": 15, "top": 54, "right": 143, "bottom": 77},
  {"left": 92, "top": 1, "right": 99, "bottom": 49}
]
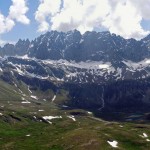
[
  {"left": 33, "top": 116, "right": 36, "bottom": 119},
  {"left": 51, "top": 95, "right": 56, "bottom": 102},
  {"left": 67, "top": 115, "right": 76, "bottom": 121},
  {"left": 145, "top": 60, "right": 150, "bottom": 64},
  {"left": 16, "top": 67, "right": 24, "bottom": 75},
  {"left": 80, "top": 39, "right": 84, "bottom": 43},
  {"left": 21, "top": 97, "right": 25, "bottom": 100},
  {"left": 139, "top": 133, "right": 148, "bottom": 138},
  {"left": 28, "top": 86, "right": 32, "bottom": 93},
  {"left": 0, "top": 68, "right": 3, "bottom": 72},
  {"left": 26, "top": 134, "right": 31, "bottom": 137},
  {"left": 21, "top": 101, "right": 31, "bottom": 104},
  {"left": 123, "top": 59, "right": 150, "bottom": 71},
  {"left": 107, "top": 141, "right": 118, "bottom": 148},
  {"left": 87, "top": 111, "right": 92, "bottom": 115},
  {"left": 31, "top": 95, "right": 38, "bottom": 100},
  {"left": 62, "top": 105, "right": 68, "bottom": 108},
  {"left": 143, "top": 133, "right": 148, "bottom": 138},
  {"left": 21, "top": 55, "right": 29, "bottom": 59},
  {"left": 19, "top": 89, "right": 23, "bottom": 94},
  {"left": 99, "top": 64, "right": 109, "bottom": 69},
  {"left": 42, "top": 116, "right": 62, "bottom": 124}
]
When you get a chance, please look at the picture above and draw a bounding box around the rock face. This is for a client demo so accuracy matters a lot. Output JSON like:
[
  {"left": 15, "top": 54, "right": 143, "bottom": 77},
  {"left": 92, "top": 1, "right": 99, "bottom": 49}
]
[
  {"left": 0, "top": 39, "right": 30, "bottom": 57},
  {"left": 28, "top": 30, "right": 150, "bottom": 62},
  {"left": 0, "top": 30, "right": 150, "bottom": 112},
  {"left": 1, "top": 30, "right": 150, "bottom": 62}
]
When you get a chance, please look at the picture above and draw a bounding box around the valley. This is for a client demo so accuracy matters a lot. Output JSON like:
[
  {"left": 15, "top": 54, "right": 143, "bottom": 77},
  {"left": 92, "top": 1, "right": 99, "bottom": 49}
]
[
  {"left": 0, "top": 78, "right": 149, "bottom": 149},
  {"left": 0, "top": 30, "right": 150, "bottom": 149}
]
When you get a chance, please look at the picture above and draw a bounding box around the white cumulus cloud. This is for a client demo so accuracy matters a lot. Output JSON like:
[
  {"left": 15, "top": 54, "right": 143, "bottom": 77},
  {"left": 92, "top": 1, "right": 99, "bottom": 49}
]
[
  {"left": 35, "top": 0, "right": 150, "bottom": 40},
  {"left": 0, "top": 0, "right": 30, "bottom": 34},
  {"left": 9, "top": 0, "right": 30, "bottom": 24},
  {"left": 0, "top": 0, "right": 30, "bottom": 46},
  {"left": 35, "top": 0, "right": 61, "bottom": 32},
  {"left": 0, "top": 13, "right": 15, "bottom": 34},
  {"left": 102, "top": 0, "right": 149, "bottom": 39}
]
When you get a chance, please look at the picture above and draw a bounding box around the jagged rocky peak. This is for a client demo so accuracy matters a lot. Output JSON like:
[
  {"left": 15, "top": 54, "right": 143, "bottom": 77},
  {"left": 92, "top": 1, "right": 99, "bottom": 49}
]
[
  {"left": 0, "top": 43, "right": 15, "bottom": 56},
  {"left": 66, "top": 29, "right": 82, "bottom": 39},
  {"left": 0, "top": 30, "right": 150, "bottom": 62},
  {"left": 0, "top": 38, "right": 31, "bottom": 57},
  {"left": 15, "top": 39, "right": 30, "bottom": 46},
  {"left": 141, "top": 34, "right": 150, "bottom": 51},
  {"left": 141, "top": 34, "right": 150, "bottom": 43},
  {"left": 15, "top": 39, "right": 30, "bottom": 55},
  {"left": 27, "top": 30, "right": 117, "bottom": 61}
]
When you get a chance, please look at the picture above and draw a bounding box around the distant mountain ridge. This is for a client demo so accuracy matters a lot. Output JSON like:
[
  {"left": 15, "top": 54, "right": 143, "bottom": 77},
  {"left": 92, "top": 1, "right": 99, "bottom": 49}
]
[{"left": 1, "top": 30, "right": 150, "bottom": 62}]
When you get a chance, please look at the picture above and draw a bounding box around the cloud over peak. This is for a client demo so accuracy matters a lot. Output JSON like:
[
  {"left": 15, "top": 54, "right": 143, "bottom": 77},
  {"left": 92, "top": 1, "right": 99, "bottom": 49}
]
[
  {"left": 35, "top": 0, "right": 150, "bottom": 40},
  {"left": 35, "top": 0, "right": 61, "bottom": 32}
]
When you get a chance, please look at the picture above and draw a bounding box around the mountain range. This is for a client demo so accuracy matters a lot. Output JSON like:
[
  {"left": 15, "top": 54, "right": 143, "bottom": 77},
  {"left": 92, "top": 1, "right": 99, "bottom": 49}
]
[
  {"left": 0, "top": 30, "right": 150, "bottom": 116},
  {"left": 1, "top": 30, "right": 150, "bottom": 62}
]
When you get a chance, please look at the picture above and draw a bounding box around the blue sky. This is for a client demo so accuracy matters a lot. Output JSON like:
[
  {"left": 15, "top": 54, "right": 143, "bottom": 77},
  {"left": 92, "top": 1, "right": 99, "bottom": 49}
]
[
  {"left": 0, "top": 0, "right": 40, "bottom": 42},
  {"left": 142, "top": 20, "right": 150, "bottom": 31},
  {"left": 0, "top": 0, "right": 150, "bottom": 45}
]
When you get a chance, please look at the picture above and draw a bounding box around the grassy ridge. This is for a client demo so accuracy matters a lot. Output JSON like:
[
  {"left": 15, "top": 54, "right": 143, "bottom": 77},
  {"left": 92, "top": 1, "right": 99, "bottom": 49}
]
[
  {"left": 0, "top": 80, "right": 149, "bottom": 149},
  {"left": 0, "top": 110, "right": 150, "bottom": 150}
]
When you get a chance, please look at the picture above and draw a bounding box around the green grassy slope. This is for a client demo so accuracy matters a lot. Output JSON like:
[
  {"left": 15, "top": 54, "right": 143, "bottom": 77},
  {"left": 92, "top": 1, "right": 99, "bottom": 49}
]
[{"left": 0, "top": 80, "right": 150, "bottom": 150}]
